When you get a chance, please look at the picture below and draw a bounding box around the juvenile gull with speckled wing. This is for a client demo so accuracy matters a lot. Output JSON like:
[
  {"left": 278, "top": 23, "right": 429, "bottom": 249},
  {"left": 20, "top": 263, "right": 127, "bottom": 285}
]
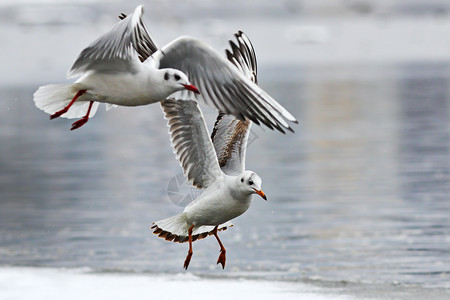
[{"left": 151, "top": 32, "right": 268, "bottom": 270}]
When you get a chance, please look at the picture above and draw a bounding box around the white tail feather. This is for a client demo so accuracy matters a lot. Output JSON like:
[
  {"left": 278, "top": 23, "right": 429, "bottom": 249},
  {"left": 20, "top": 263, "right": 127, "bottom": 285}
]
[
  {"left": 151, "top": 213, "right": 233, "bottom": 243},
  {"left": 33, "top": 84, "right": 99, "bottom": 119}
]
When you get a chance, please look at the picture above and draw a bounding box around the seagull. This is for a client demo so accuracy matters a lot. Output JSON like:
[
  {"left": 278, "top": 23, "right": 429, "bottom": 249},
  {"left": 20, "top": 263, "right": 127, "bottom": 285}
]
[
  {"left": 151, "top": 32, "right": 267, "bottom": 270},
  {"left": 33, "top": 5, "right": 198, "bottom": 130},
  {"left": 33, "top": 5, "right": 297, "bottom": 132}
]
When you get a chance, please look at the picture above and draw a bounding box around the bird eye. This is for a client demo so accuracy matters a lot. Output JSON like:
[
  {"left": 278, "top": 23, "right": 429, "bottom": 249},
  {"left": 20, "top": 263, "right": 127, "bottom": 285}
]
[
  {"left": 164, "top": 72, "right": 169, "bottom": 80},
  {"left": 248, "top": 180, "right": 254, "bottom": 185},
  {"left": 174, "top": 74, "right": 181, "bottom": 81},
  {"left": 241, "top": 178, "right": 244, "bottom": 183}
]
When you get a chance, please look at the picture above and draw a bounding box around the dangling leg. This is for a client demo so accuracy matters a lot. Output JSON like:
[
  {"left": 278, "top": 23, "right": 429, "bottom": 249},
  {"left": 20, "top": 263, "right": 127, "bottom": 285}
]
[
  {"left": 70, "top": 100, "right": 94, "bottom": 131},
  {"left": 50, "top": 89, "right": 87, "bottom": 119},
  {"left": 212, "top": 226, "right": 226, "bottom": 269},
  {"left": 183, "top": 225, "right": 195, "bottom": 270}
]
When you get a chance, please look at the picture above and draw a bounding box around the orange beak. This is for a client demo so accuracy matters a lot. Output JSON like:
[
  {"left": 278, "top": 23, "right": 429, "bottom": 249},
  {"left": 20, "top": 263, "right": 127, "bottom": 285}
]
[
  {"left": 253, "top": 188, "right": 267, "bottom": 200},
  {"left": 182, "top": 84, "right": 200, "bottom": 94}
]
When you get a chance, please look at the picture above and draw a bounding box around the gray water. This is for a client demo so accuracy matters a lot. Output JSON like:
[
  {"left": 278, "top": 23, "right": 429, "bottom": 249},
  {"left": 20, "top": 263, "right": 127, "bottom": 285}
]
[
  {"left": 1, "top": 1, "right": 450, "bottom": 299},
  {"left": 1, "top": 63, "right": 449, "bottom": 299}
]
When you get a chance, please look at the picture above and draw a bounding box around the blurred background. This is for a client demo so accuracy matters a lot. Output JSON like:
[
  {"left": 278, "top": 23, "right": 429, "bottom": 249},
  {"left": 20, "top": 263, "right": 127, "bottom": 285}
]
[{"left": 0, "top": 1, "right": 449, "bottom": 299}]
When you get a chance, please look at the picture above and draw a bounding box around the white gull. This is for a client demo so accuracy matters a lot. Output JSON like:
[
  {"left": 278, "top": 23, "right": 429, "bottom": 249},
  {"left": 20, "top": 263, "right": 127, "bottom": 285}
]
[{"left": 151, "top": 32, "right": 267, "bottom": 270}]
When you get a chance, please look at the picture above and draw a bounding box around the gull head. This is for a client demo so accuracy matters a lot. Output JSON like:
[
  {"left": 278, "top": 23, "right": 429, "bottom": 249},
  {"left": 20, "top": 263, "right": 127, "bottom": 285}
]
[
  {"left": 161, "top": 69, "right": 200, "bottom": 94},
  {"left": 238, "top": 171, "right": 267, "bottom": 200}
]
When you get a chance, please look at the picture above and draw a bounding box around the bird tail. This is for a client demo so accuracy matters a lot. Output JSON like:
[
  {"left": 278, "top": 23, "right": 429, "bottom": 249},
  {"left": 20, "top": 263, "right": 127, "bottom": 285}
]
[
  {"left": 33, "top": 83, "right": 99, "bottom": 119},
  {"left": 151, "top": 213, "right": 233, "bottom": 243}
]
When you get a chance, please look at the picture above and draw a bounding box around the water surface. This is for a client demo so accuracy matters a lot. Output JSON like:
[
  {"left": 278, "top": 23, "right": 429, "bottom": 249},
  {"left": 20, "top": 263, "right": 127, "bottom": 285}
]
[{"left": 0, "top": 63, "right": 449, "bottom": 299}]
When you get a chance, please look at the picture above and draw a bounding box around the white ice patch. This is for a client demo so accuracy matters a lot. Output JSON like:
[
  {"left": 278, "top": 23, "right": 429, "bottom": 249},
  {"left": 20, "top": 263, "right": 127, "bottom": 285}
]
[{"left": 0, "top": 267, "right": 358, "bottom": 300}]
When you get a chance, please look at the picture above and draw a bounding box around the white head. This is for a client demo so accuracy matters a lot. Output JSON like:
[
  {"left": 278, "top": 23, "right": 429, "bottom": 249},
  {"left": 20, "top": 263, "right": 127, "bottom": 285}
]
[
  {"left": 161, "top": 68, "right": 200, "bottom": 94},
  {"left": 237, "top": 170, "right": 267, "bottom": 200}
]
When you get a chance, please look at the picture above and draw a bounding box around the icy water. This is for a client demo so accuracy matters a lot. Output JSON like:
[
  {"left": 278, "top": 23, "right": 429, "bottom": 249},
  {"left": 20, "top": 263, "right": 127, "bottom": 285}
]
[{"left": 0, "top": 63, "right": 449, "bottom": 299}]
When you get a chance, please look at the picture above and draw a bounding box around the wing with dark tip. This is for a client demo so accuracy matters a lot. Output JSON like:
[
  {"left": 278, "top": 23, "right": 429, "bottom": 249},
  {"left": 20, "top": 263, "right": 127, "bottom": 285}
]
[
  {"left": 117, "top": 10, "right": 156, "bottom": 62},
  {"left": 210, "top": 32, "right": 259, "bottom": 175},
  {"left": 157, "top": 34, "right": 297, "bottom": 134},
  {"left": 68, "top": 5, "right": 158, "bottom": 77},
  {"left": 226, "top": 31, "right": 258, "bottom": 84}
]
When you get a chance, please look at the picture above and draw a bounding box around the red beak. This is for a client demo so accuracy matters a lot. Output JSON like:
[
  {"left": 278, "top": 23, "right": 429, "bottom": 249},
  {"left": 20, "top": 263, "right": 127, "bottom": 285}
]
[
  {"left": 183, "top": 84, "right": 200, "bottom": 94},
  {"left": 253, "top": 188, "right": 267, "bottom": 201}
]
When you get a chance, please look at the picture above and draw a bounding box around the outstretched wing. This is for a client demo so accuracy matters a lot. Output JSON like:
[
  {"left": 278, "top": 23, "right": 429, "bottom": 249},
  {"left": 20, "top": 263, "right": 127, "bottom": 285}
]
[
  {"left": 226, "top": 31, "right": 258, "bottom": 84},
  {"left": 69, "top": 5, "right": 157, "bottom": 77},
  {"left": 161, "top": 99, "right": 223, "bottom": 189},
  {"left": 157, "top": 34, "right": 297, "bottom": 134},
  {"left": 211, "top": 32, "right": 257, "bottom": 175},
  {"left": 211, "top": 113, "right": 251, "bottom": 175}
]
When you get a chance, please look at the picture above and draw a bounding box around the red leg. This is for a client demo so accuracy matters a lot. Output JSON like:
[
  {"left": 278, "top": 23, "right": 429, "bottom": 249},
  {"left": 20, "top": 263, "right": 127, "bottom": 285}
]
[
  {"left": 213, "top": 226, "right": 226, "bottom": 269},
  {"left": 183, "top": 225, "right": 195, "bottom": 270},
  {"left": 70, "top": 101, "right": 94, "bottom": 131},
  {"left": 50, "top": 89, "right": 87, "bottom": 120}
]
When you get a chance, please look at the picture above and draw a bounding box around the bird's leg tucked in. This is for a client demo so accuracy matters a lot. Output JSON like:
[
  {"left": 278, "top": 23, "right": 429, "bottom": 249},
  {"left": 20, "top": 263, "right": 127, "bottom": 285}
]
[
  {"left": 70, "top": 100, "right": 94, "bottom": 131},
  {"left": 50, "top": 89, "right": 87, "bottom": 120},
  {"left": 183, "top": 225, "right": 195, "bottom": 270},
  {"left": 213, "top": 225, "right": 226, "bottom": 269}
]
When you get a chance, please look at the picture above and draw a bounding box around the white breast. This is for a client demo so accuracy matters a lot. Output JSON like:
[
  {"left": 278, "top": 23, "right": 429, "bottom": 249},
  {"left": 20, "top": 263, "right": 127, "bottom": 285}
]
[
  {"left": 184, "top": 179, "right": 252, "bottom": 226},
  {"left": 76, "top": 65, "right": 168, "bottom": 106}
]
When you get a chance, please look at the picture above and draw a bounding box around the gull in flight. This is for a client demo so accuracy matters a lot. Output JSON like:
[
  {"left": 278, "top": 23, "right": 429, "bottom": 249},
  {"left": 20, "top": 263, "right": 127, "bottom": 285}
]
[
  {"left": 152, "top": 32, "right": 267, "bottom": 269},
  {"left": 33, "top": 5, "right": 297, "bottom": 132}
]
